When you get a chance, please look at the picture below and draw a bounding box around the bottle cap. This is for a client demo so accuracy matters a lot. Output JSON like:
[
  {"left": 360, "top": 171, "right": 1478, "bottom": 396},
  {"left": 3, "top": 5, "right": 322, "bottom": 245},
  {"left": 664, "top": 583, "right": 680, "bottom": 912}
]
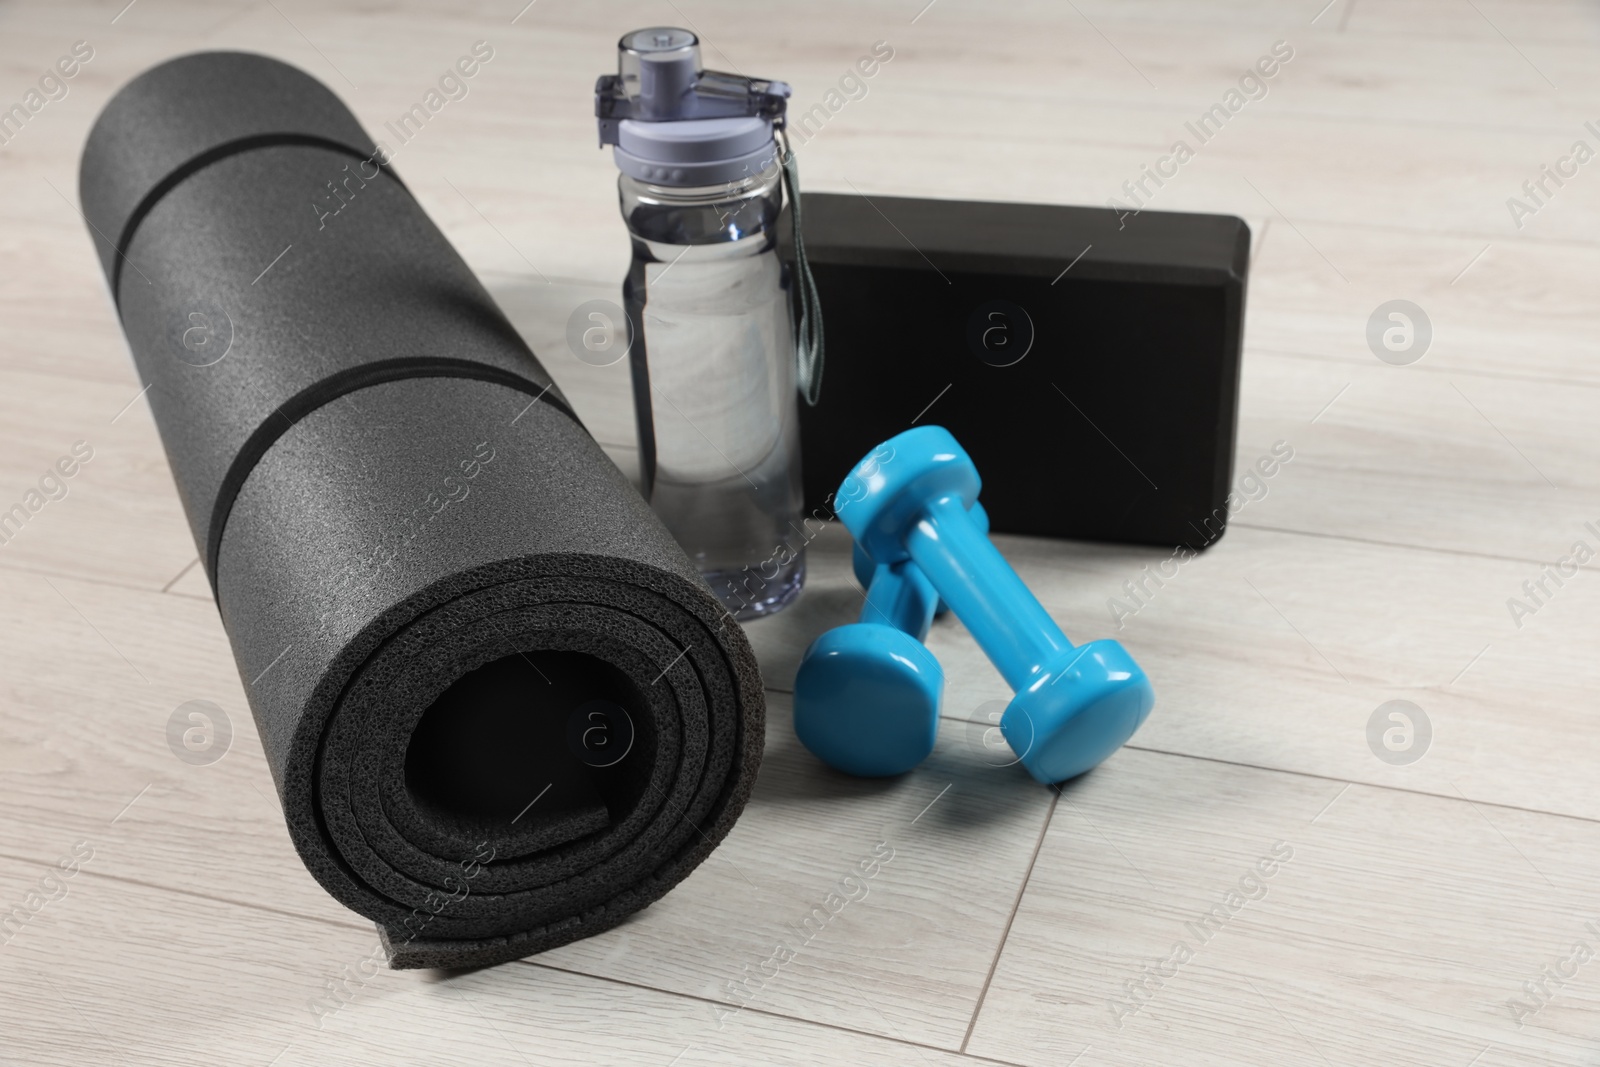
[{"left": 595, "top": 27, "right": 790, "bottom": 187}]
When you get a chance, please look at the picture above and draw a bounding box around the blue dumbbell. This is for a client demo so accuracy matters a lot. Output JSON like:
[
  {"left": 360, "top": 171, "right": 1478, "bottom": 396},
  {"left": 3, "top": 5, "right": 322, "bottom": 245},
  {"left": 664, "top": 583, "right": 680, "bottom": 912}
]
[
  {"left": 793, "top": 555, "right": 944, "bottom": 776},
  {"left": 795, "top": 501, "right": 989, "bottom": 776},
  {"left": 833, "top": 426, "right": 1154, "bottom": 784},
  {"left": 852, "top": 502, "right": 989, "bottom": 615}
]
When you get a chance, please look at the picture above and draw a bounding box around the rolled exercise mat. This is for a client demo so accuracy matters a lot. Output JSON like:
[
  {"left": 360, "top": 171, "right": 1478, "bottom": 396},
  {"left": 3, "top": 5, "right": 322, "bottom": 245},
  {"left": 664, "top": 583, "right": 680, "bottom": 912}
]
[{"left": 79, "top": 52, "right": 764, "bottom": 970}]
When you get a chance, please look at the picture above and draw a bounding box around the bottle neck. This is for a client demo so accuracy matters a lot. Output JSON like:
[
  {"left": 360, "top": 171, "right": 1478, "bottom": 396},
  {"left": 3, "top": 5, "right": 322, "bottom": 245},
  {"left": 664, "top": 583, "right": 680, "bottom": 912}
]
[{"left": 619, "top": 169, "right": 783, "bottom": 245}]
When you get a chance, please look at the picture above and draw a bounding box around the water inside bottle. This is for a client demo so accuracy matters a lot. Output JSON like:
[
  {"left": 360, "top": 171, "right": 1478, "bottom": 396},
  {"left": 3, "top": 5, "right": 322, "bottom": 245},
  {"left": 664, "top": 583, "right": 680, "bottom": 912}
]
[{"left": 631, "top": 231, "right": 806, "bottom": 619}]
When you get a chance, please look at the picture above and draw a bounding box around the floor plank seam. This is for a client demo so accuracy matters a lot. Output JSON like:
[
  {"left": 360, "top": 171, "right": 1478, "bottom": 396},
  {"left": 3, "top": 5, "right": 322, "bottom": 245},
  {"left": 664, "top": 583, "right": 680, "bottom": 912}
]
[
  {"left": 1248, "top": 344, "right": 1600, "bottom": 393},
  {"left": 158, "top": 556, "right": 201, "bottom": 594},
  {"left": 1165, "top": 208, "right": 1600, "bottom": 250},
  {"left": 3, "top": 848, "right": 1038, "bottom": 1065},
  {"left": 0, "top": 505, "right": 1568, "bottom": 613},
  {"left": 853, "top": 74, "right": 1599, "bottom": 142},
  {"left": 756, "top": 684, "right": 1600, "bottom": 829},
  {"left": 1109, "top": 744, "right": 1600, "bottom": 829},
  {"left": 1225, "top": 520, "right": 1576, "bottom": 569},
  {"left": 0, "top": 559, "right": 169, "bottom": 598},
  {"left": 482, "top": 199, "right": 1600, "bottom": 270},
  {"left": 516, "top": 955, "right": 1041, "bottom": 1067},
  {"left": 0, "top": 850, "right": 371, "bottom": 937},
  {"left": 958, "top": 790, "right": 1060, "bottom": 1056}
]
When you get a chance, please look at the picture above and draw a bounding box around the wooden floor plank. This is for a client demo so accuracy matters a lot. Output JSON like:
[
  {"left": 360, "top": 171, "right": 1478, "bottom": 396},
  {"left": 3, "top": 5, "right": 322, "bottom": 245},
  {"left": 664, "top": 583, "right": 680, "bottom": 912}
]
[
  {"left": 965, "top": 747, "right": 1600, "bottom": 1066},
  {"left": 0, "top": 866, "right": 974, "bottom": 1066},
  {"left": 0, "top": 370, "right": 193, "bottom": 591},
  {"left": 540, "top": 693, "right": 1054, "bottom": 1049}
]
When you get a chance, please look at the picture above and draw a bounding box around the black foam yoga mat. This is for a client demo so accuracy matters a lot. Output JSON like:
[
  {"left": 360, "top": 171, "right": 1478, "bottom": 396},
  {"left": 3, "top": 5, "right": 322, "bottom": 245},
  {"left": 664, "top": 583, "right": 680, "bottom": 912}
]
[{"left": 80, "top": 52, "right": 765, "bottom": 969}]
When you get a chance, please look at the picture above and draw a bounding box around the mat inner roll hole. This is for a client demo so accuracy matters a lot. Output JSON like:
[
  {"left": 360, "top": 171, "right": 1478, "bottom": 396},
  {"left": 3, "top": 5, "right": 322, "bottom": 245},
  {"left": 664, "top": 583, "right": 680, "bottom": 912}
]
[{"left": 403, "top": 650, "right": 654, "bottom": 855}]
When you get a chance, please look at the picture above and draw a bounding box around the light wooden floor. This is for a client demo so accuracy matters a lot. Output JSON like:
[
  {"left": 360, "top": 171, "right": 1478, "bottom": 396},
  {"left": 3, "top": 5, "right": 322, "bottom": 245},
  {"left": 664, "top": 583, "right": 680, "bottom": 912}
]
[{"left": 2, "top": 1, "right": 1598, "bottom": 1063}]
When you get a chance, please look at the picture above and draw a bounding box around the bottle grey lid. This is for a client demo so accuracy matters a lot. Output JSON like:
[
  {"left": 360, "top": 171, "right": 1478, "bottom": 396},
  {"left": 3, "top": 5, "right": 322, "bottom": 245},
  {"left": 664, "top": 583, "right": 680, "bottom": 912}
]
[
  {"left": 596, "top": 26, "right": 789, "bottom": 188},
  {"left": 614, "top": 115, "right": 776, "bottom": 186}
]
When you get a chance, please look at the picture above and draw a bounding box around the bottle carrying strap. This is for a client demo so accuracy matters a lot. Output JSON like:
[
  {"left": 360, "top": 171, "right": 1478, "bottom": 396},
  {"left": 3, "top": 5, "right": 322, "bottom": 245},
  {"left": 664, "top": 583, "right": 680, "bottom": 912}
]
[{"left": 778, "top": 128, "right": 824, "bottom": 407}]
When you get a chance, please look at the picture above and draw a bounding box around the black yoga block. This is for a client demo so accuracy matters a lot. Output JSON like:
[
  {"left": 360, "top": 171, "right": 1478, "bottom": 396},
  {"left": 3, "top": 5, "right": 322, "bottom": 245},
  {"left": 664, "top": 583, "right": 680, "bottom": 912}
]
[
  {"left": 80, "top": 53, "right": 765, "bottom": 970},
  {"left": 789, "top": 193, "right": 1248, "bottom": 549}
]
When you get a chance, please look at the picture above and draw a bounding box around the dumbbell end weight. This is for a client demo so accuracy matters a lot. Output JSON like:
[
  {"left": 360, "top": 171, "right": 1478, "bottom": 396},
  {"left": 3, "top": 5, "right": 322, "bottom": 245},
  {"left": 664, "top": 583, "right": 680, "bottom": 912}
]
[
  {"left": 793, "top": 624, "right": 942, "bottom": 777},
  {"left": 1002, "top": 639, "right": 1153, "bottom": 784},
  {"left": 836, "top": 426, "right": 980, "bottom": 566}
]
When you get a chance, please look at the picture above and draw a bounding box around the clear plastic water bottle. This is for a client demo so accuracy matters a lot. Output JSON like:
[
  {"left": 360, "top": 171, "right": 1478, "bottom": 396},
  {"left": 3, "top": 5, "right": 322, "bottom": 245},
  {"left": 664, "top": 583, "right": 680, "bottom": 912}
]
[{"left": 596, "top": 28, "right": 822, "bottom": 620}]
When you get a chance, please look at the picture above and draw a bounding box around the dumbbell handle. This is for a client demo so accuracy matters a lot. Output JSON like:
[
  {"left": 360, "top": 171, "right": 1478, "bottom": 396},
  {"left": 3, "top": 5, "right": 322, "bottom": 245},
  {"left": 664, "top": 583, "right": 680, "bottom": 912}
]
[
  {"left": 905, "top": 494, "right": 1075, "bottom": 691},
  {"left": 853, "top": 500, "right": 989, "bottom": 610},
  {"left": 860, "top": 561, "right": 939, "bottom": 642}
]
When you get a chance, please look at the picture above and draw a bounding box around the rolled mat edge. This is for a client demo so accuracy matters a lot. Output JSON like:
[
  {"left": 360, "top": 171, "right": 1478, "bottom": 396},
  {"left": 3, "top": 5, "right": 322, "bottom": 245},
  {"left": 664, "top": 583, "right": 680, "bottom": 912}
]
[{"left": 83, "top": 52, "right": 766, "bottom": 969}]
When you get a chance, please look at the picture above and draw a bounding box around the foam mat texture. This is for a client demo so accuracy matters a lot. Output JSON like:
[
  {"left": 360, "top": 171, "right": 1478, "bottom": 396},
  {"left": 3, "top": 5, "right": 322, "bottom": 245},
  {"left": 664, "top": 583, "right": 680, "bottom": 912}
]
[{"left": 80, "top": 52, "right": 765, "bottom": 969}]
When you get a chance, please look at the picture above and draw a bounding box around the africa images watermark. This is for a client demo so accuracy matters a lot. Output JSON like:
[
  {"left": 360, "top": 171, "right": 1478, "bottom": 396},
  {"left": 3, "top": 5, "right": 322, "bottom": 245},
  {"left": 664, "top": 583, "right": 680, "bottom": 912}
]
[
  {"left": 1504, "top": 915, "right": 1600, "bottom": 1029},
  {"left": 788, "top": 40, "right": 895, "bottom": 146},
  {"left": 1502, "top": 520, "right": 1600, "bottom": 630},
  {"left": 307, "top": 839, "right": 496, "bottom": 1027},
  {"left": 1106, "top": 840, "right": 1295, "bottom": 1029},
  {"left": 718, "top": 441, "right": 897, "bottom": 616},
  {"left": 705, "top": 38, "right": 896, "bottom": 223},
  {"left": 1504, "top": 120, "right": 1600, "bottom": 230},
  {"left": 0, "top": 440, "right": 95, "bottom": 551},
  {"left": 0, "top": 40, "right": 95, "bottom": 149},
  {"left": 305, "top": 439, "right": 498, "bottom": 650},
  {"left": 1105, "top": 440, "right": 1295, "bottom": 630},
  {"left": 0, "top": 841, "right": 95, "bottom": 950},
  {"left": 313, "top": 40, "right": 496, "bottom": 231},
  {"left": 710, "top": 839, "right": 895, "bottom": 1029},
  {"left": 1107, "top": 40, "right": 1295, "bottom": 229}
]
